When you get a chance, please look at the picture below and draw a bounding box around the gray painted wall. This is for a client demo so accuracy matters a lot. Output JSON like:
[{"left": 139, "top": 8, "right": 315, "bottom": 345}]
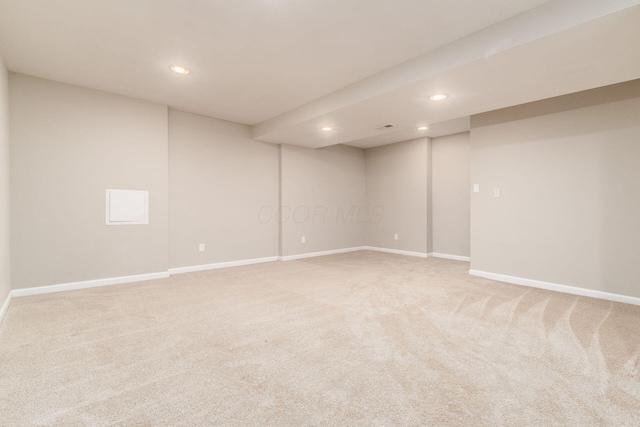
[
  {"left": 0, "top": 56, "right": 10, "bottom": 303},
  {"left": 470, "top": 80, "right": 640, "bottom": 298},
  {"left": 432, "top": 132, "right": 470, "bottom": 257},
  {"left": 10, "top": 74, "right": 169, "bottom": 289},
  {"left": 10, "top": 72, "right": 638, "bottom": 304},
  {"left": 281, "top": 144, "right": 366, "bottom": 256},
  {"left": 365, "top": 138, "right": 430, "bottom": 254},
  {"left": 168, "top": 109, "right": 279, "bottom": 268},
  {"left": 427, "top": 139, "right": 433, "bottom": 254},
  {"left": 6, "top": 75, "right": 370, "bottom": 290}
]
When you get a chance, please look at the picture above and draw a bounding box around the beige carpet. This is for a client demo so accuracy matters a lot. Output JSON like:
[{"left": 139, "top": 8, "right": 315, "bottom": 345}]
[{"left": 1, "top": 251, "right": 639, "bottom": 426}]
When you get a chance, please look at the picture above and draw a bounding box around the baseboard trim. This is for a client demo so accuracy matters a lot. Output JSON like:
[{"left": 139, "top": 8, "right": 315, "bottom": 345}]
[
  {"left": 280, "top": 247, "right": 366, "bottom": 261},
  {"left": 0, "top": 291, "right": 12, "bottom": 324},
  {"left": 169, "top": 256, "right": 280, "bottom": 275},
  {"left": 364, "top": 246, "right": 430, "bottom": 258},
  {"left": 469, "top": 269, "right": 640, "bottom": 307},
  {"left": 431, "top": 253, "right": 471, "bottom": 262},
  {"left": 11, "top": 271, "right": 170, "bottom": 298}
]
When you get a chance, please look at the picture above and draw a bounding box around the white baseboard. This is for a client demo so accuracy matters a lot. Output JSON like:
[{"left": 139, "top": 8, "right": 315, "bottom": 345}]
[
  {"left": 11, "top": 271, "right": 170, "bottom": 298},
  {"left": 280, "top": 247, "right": 366, "bottom": 261},
  {"left": 431, "top": 253, "right": 471, "bottom": 262},
  {"left": 364, "top": 246, "right": 430, "bottom": 259},
  {"left": 0, "top": 290, "right": 12, "bottom": 324},
  {"left": 169, "top": 256, "right": 280, "bottom": 275},
  {"left": 469, "top": 269, "right": 640, "bottom": 307}
]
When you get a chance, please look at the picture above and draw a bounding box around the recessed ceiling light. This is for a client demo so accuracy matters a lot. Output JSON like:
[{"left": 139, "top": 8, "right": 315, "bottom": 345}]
[
  {"left": 170, "top": 65, "right": 190, "bottom": 75},
  {"left": 418, "top": 126, "right": 428, "bottom": 130},
  {"left": 430, "top": 94, "right": 448, "bottom": 101},
  {"left": 321, "top": 127, "right": 333, "bottom": 131}
]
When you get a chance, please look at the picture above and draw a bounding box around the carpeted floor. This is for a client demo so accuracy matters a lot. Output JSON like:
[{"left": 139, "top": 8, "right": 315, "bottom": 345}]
[{"left": 1, "top": 251, "right": 639, "bottom": 426}]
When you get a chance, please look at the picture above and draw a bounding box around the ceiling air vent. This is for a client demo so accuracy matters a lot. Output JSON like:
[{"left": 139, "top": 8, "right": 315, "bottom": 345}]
[{"left": 376, "top": 124, "right": 395, "bottom": 130}]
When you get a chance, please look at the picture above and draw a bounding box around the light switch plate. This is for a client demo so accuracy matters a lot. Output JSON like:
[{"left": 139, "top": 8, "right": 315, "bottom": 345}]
[
  {"left": 494, "top": 188, "right": 501, "bottom": 198},
  {"left": 473, "top": 184, "right": 480, "bottom": 193}
]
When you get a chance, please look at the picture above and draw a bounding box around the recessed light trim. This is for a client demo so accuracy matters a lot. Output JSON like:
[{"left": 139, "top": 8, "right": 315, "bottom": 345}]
[
  {"left": 170, "top": 65, "right": 190, "bottom": 75},
  {"left": 430, "top": 93, "right": 448, "bottom": 101},
  {"left": 418, "top": 126, "right": 428, "bottom": 130},
  {"left": 321, "top": 127, "right": 333, "bottom": 131}
]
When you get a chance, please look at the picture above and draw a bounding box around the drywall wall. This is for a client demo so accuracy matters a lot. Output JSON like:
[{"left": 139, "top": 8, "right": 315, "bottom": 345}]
[
  {"left": 426, "top": 140, "right": 433, "bottom": 254},
  {"left": 10, "top": 74, "right": 168, "bottom": 289},
  {"left": 432, "top": 132, "right": 470, "bottom": 257},
  {"left": 0, "top": 55, "right": 10, "bottom": 305},
  {"left": 365, "top": 137, "right": 430, "bottom": 254},
  {"left": 280, "top": 144, "right": 366, "bottom": 257},
  {"left": 168, "top": 109, "right": 279, "bottom": 268},
  {"left": 470, "top": 80, "right": 640, "bottom": 298}
]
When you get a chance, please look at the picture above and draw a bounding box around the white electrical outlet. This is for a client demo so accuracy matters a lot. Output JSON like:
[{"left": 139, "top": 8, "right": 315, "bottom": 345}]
[
  {"left": 301, "top": 236, "right": 306, "bottom": 244},
  {"left": 493, "top": 188, "right": 501, "bottom": 198},
  {"left": 473, "top": 184, "right": 480, "bottom": 193},
  {"left": 394, "top": 233, "right": 398, "bottom": 240},
  {"left": 199, "top": 243, "right": 205, "bottom": 252}
]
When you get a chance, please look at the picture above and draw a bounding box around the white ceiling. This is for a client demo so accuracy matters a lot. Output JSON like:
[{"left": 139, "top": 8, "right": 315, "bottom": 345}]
[
  {"left": 1, "top": 0, "right": 639, "bottom": 149},
  {"left": 0, "top": 0, "right": 551, "bottom": 125},
  {"left": 258, "top": 3, "right": 640, "bottom": 148}
]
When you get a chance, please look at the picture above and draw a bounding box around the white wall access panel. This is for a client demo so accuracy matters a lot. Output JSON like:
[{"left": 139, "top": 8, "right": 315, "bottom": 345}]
[{"left": 105, "top": 189, "right": 149, "bottom": 225}]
